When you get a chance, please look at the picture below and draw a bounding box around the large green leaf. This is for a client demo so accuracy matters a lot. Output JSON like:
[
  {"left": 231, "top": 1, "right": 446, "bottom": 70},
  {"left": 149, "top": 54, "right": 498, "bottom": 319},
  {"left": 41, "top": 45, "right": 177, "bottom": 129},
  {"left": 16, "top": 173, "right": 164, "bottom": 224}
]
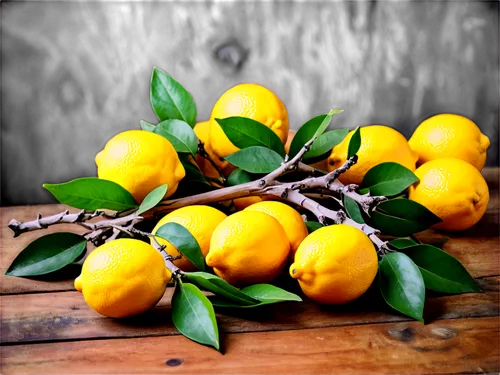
[
  {"left": 210, "top": 284, "right": 302, "bottom": 309},
  {"left": 6, "top": 233, "right": 87, "bottom": 276},
  {"left": 225, "top": 146, "right": 283, "bottom": 173},
  {"left": 312, "top": 109, "right": 344, "bottom": 139},
  {"left": 44, "top": 178, "right": 138, "bottom": 211},
  {"left": 155, "top": 222, "right": 205, "bottom": 271},
  {"left": 305, "top": 221, "right": 323, "bottom": 233},
  {"left": 389, "top": 238, "right": 419, "bottom": 249},
  {"left": 347, "top": 127, "right": 361, "bottom": 158},
  {"left": 184, "top": 272, "right": 260, "bottom": 305},
  {"left": 343, "top": 195, "right": 365, "bottom": 224},
  {"left": 227, "top": 168, "right": 254, "bottom": 186},
  {"left": 303, "top": 129, "right": 349, "bottom": 162},
  {"left": 361, "top": 162, "right": 419, "bottom": 196},
  {"left": 150, "top": 67, "right": 197, "bottom": 127},
  {"left": 216, "top": 117, "right": 286, "bottom": 157},
  {"left": 153, "top": 119, "right": 198, "bottom": 156},
  {"left": 172, "top": 282, "right": 219, "bottom": 350},
  {"left": 136, "top": 184, "right": 168, "bottom": 215},
  {"left": 288, "top": 114, "right": 326, "bottom": 158},
  {"left": 379, "top": 252, "right": 425, "bottom": 322},
  {"left": 400, "top": 244, "right": 480, "bottom": 293},
  {"left": 140, "top": 120, "right": 156, "bottom": 132}
]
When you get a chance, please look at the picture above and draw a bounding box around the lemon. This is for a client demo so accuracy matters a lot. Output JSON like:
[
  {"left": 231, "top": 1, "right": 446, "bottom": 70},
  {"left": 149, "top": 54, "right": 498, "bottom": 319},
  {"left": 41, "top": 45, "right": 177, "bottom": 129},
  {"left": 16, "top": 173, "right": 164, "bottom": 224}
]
[
  {"left": 233, "top": 196, "right": 263, "bottom": 211},
  {"left": 290, "top": 224, "right": 378, "bottom": 304},
  {"left": 152, "top": 205, "right": 227, "bottom": 271},
  {"left": 244, "top": 201, "right": 308, "bottom": 257},
  {"left": 327, "top": 126, "right": 418, "bottom": 185},
  {"left": 75, "top": 239, "right": 170, "bottom": 318},
  {"left": 206, "top": 211, "right": 290, "bottom": 286},
  {"left": 96, "top": 130, "right": 185, "bottom": 202},
  {"left": 409, "top": 114, "right": 490, "bottom": 170},
  {"left": 409, "top": 157, "right": 489, "bottom": 231}
]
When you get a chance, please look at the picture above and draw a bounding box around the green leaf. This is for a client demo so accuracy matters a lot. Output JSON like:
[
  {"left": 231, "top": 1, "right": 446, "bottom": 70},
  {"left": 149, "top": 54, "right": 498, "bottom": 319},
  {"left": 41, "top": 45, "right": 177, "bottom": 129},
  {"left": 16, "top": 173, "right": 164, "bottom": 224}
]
[
  {"left": 210, "top": 284, "right": 302, "bottom": 309},
  {"left": 400, "top": 244, "right": 480, "bottom": 293},
  {"left": 140, "top": 120, "right": 156, "bottom": 132},
  {"left": 155, "top": 222, "right": 205, "bottom": 271},
  {"left": 303, "top": 129, "right": 349, "bottom": 162},
  {"left": 184, "top": 272, "right": 260, "bottom": 305},
  {"left": 172, "top": 282, "right": 219, "bottom": 350},
  {"left": 227, "top": 168, "right": 254, "bottom": 186},
  {"left": 305, "top": 221, "right": 323, "bottom": 233},
  {"left": 312, "top": 109, "right": 344, "bottom": 139},
  {"left": 153, "top": 119, "right": 198, "bottom": 156},
  {"left": 225, "top": 146, "right": 283, "bottom": 174},
  {"left": 150, "top": 67, "right": 197, "bottom": 127},
  {"left": 216, "top": 117, "right": 286, "bottom": 157},
  {"left": 289, "top": 114, "right": 326, "bottom": 158},
  {"left": 343, "top": 195, "right": 365, "bottom": 224},
  {"left": 179, "top": 156, "right": 210, "bottom": 186},
  {"left": 136, "top": 184, "right": 168, "bottom": 215},
  {"left": 371, "top": 198, "right": 442, "bottom": 236},
  {"left": 347, "top": 126, "right": 361, "bottom": 158},
  {"left": 379, "top": 252, "right": 425, "bottom": 322},
  {"left": 389, "top": 238, "right": 418, "bottom": 249},
  {"left": 361, "top": 162, "right": 419, "bottom": 196},
  {"left": 44, "top": 178, "right": 138, "bottom": 211},
  {"left": 6, "top": 233, "right": 87, "bottom": 276}
]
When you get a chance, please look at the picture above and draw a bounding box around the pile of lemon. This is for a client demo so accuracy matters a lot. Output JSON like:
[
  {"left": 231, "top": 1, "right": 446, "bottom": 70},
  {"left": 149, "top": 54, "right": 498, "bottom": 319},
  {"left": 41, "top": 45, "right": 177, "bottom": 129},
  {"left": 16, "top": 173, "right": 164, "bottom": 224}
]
[{"left": 76, "top": 83, "right": 490, "bottom": 318}]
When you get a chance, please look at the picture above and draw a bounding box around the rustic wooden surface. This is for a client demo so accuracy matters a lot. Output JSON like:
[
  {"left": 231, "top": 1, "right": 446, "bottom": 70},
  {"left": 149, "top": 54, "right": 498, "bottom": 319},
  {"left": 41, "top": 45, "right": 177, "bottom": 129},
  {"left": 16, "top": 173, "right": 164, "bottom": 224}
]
[{"left": 0, "top": 168, "right": 499, "bottom": 374}]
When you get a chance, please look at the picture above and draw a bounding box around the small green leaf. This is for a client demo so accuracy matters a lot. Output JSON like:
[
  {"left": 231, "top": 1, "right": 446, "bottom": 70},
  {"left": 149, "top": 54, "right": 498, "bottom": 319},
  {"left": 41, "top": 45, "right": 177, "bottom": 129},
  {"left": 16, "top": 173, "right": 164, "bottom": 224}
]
[
  {"left": 225, "top": 146, "right": 283, "bottom": 173},
  {"left": 216, "top": 117, "right": 286, "bottom": 157},
  {"left": 312, "top": 109, "right": 344, "bottom": 139},
  {"left": 371, "top": 199, "right": 442, "bottom": 237},
  {"left": 44, "top": 178, "right": 138, "bottom": 211},
  {"left": 153, "top": 119, "right": 198, "bottom": 156},
  {"left": 210, "top": 284, "right": 302, "bottom": 309},
  {"left": 303, "top": 129, "right": 349, "bottom": 162},
  {"left": 179, "top": 156, "right": 210, "bottom": 186},
  {"left": 400, "top": 244, "right": 480, "bottom": 293},
  {"left": 140, "top": 120, "right": 156, "bottom": 132},
  {"left": 379, "top": 252, "right": 425, "bottom": 322},
  {"left": 172, "top": 282, "right": 219, "bottom": 350},
  {"left": 6, "top": 233, "right": 87, "bottom": 276},
  {"left": 227, "top": 168, "right": 254, "bottom": 186},
  {"left": 343, "top": 195, "right": 365, "bottom": 224},
  {"left": 389, "top": 238, "right": 419, "bottom": 249},
  {"left": 184, "top": 272, "right": 260, "bottom": 305},
  {"left": 289, "top": 114, "right": 326, "bottom": 158},
  {"left": 347, "top": 127, "right": 361, "bottom": 158},
  {"left": 305, "top": 221, "right": 323, "bottom": 233},
  {"left": 136, "top": 184, "right": 168, "bottom": 215},
  {"left": 361, "top": 162, "right": 419, "bottom": 196},
  {"left": 150, "top": 67, "right": 197, "bottom": 127},
  {"left": 155, "top": 222, "right": 205, "bottom": 271}
]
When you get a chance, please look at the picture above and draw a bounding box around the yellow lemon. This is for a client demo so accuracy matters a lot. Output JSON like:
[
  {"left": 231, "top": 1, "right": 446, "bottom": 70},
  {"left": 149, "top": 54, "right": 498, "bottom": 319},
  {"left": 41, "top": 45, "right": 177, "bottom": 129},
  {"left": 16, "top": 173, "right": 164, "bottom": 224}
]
[
  {"left": 290, "top": 224, "right": 378, "bottom": 304},
  {"left": 244, "top": 201, "right": 308, "bottom": 257},
  {"left": 152, "top": 205, "right": 227, "bottom": 271},
  {"left": 74, "top": 239, "right": 170, "bottom": 318},
  {"left": 95, "top": 130, "right": 185, "bottom": 202},
  {"left": 206, "top": 211, "right": 290, "bottom": 286},
  {"left": 327, "top": 126, "right": 418, "bottom": 185},
  {"left": 409, "top": 157, "right": 489, "bottom": 231},
  {"left": 409, "top": 114, "right": 490, "bottom": 170}
]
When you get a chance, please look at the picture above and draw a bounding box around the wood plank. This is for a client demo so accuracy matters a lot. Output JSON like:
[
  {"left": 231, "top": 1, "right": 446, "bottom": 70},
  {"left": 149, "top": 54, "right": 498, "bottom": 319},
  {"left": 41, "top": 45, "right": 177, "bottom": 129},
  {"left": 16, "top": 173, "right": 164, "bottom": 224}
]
[
  {"left": 1, "top": 277, "right": 497, "bottom": 344},
  {"left": 2, "top": 317, "right": 498, "bottom": 374}
]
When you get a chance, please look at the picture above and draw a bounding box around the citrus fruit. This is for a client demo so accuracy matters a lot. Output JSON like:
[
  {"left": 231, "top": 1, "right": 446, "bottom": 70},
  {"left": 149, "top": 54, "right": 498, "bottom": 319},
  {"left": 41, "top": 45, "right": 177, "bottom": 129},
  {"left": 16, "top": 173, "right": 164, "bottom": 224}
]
[
  {"left": 233, "top": 196, "right": 263, "bottom": 211},
  {"left": 74, "top": 239, "right": 170, "bottom": 318},
  {"left": 290, "top": 224, "right": 378, "bottom": 304},
  {"left": 409, "top": 114, "right": 490, "bottom": 170},
  {"left": 409, "top": 157, "right": 489, "bottom": 231},
  {"left": 95, "top": 130, "right": 185, "bottom": 202},
  {"left": 152, "top": 205, "right": 227, "bottom": 272},
  {"left": 206, "top": 211, "right": 290, "bottom": 286},
  {"left": 244, "top": 201, "right": 308, "bottom": 257},
  {"left": 327, "top": 125, "right": 418, "bottom": 185}
]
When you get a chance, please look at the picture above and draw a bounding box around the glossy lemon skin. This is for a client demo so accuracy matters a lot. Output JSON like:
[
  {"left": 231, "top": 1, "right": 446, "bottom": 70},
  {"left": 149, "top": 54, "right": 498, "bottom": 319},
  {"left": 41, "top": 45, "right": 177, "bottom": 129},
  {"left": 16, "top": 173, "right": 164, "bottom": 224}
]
[
  {"left": 409, "top": 114, "right": 490, "bottom": 170},
  {"left": 152, "top": 205, "right": 228, "bottom": 272},
  {"left": 290, "top": 224, "right": 378, "bottom": 304},
  {"left": 74, "top": 239, "right": 170, "bottom": 318},
  {"left": 95, "top": 130, "right": 185, "bottom": 202},
  {"left": 409, "top": 157, "right": 489, "bottom": 231},
  {"left": 206, "top": 211, "right": 290, "bottom": 286},
  {"left": 327, "top": 126, "right": 418, "bottom": 185}
]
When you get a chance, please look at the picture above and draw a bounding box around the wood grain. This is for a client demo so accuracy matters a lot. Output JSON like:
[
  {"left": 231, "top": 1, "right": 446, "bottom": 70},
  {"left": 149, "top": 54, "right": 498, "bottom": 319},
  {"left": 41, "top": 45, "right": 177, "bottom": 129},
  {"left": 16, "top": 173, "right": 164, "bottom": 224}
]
[{"left": 2, "top": 317, "right": 498, "bottom": 374}]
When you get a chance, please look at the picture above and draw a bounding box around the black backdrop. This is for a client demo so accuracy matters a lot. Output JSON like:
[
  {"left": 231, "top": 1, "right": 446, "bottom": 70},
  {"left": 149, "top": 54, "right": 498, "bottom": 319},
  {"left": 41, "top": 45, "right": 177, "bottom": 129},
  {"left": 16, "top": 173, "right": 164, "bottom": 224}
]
[{"left": 1, "top": 1, "right": 498, "bottom": 205}]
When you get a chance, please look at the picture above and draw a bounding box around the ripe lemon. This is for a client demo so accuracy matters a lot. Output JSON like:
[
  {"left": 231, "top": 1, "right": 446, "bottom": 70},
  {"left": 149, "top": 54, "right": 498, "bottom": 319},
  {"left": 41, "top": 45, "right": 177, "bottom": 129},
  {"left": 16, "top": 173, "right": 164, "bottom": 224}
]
[
  {"left": 327, "top": 125, "right": 418, "bottom": 185},
  {"left": 290, "top": 224, "right": 378, "bottom": 304},
  {"left": 409, "top": 157, "right": 489, "bottom": 231},
  {"left": 74, "top": 239, "right": 170, "bottom": 318},
  {"left": 233, "top": 196, "right": 263, "bottom": 211},
  {"left": 206, "top": 211, "right": 290, "bottom": 286},
  {"left": 244, "top": 201, "right": 308, "bottom": 257},
  {"left": 95, "top": 130, "right": 185, "bottom": 202},
  {"left": 152, "top": 205, "right": 227, "bottom": 271},
  {"left": 409, "top": 114, "right": 490, "bottom": 170},
  {"left": 209, "top": 84, "right": 289, "bottom": 166}
]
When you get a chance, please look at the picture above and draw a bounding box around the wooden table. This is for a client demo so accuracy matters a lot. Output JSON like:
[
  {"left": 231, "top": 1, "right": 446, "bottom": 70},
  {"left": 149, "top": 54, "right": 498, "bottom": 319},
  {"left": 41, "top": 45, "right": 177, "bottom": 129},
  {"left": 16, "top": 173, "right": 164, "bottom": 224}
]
[{"left": 1, "top": 168, "right": 499, "bottom": 374}]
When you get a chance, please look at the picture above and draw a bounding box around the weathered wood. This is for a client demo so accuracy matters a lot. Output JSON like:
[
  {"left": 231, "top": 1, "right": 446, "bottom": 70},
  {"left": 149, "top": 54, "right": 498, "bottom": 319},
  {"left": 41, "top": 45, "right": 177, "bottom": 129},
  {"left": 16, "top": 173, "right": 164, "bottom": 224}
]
[{"left": 2, "top": 317, "right": 498, "bottom": 374}]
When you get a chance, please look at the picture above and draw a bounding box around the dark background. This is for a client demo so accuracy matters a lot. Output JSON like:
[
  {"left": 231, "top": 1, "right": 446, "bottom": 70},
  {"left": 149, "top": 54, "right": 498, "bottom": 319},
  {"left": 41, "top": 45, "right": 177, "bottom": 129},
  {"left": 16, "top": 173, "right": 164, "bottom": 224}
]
[{"left": 1, "top": 1, "right": 499, "bottom": 206}]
